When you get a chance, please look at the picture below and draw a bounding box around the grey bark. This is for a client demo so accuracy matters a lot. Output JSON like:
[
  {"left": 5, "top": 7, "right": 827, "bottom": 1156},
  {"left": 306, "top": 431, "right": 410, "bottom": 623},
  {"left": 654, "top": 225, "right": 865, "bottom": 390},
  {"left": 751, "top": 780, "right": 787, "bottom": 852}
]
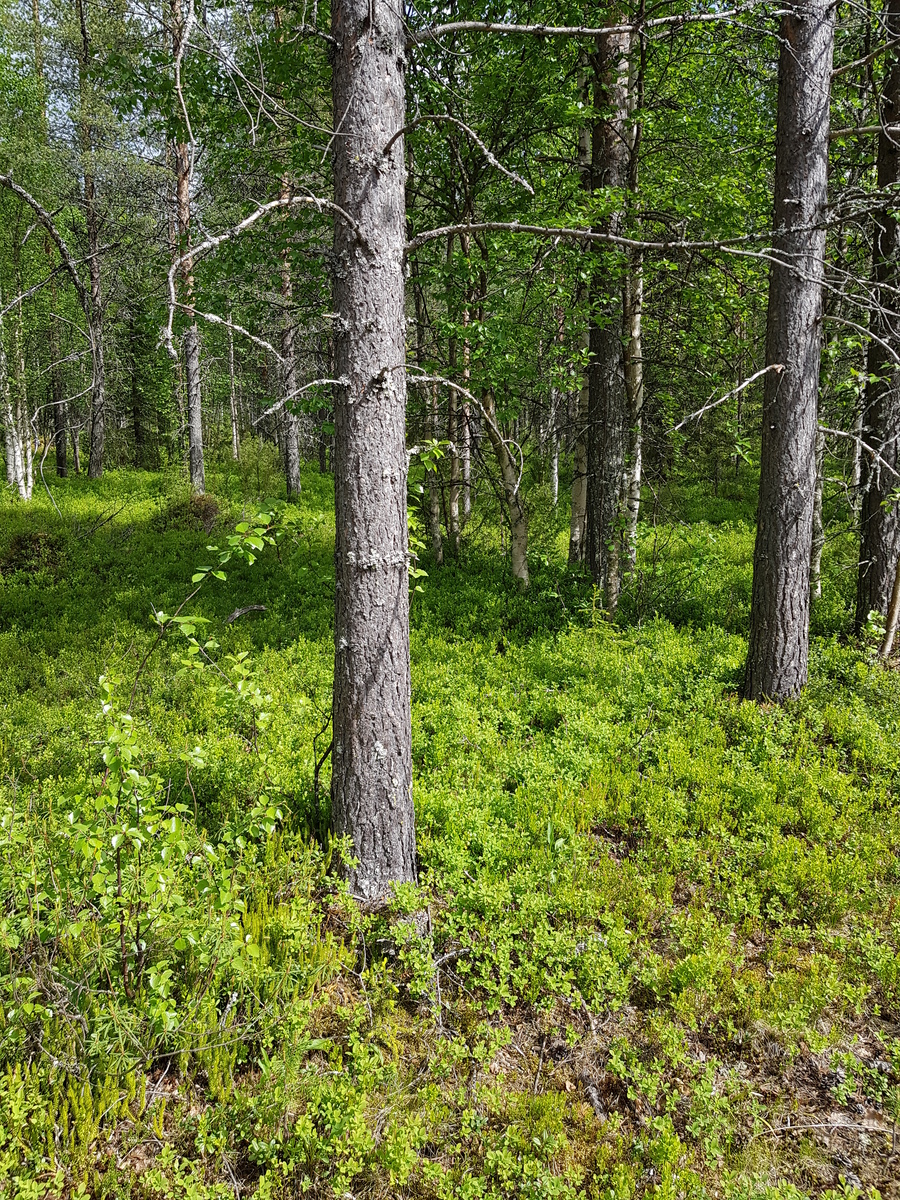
[
  {"left": 568, "top": 66, "right": 591, "bottom": 565},
  {"left": 175, "top": 137, "right": 204, "bottom": 493},
  {"left": 585, "top": 28, "right": 631, "bottom": 612},
  {"left": 330, "top": 0, "right": 417, "bottom": 900},
  {"left": 77, "top": 0, "right": 106, "bottom": 480},
  {"left": 743, "top": 0, "right": 835, "bottom": 701},
  {"left": 278, "top": 175, "right": 302, "bottom": 499},
  {"left": 50, "top": 288, "right": 67, "bottom": 476},
  {"left": 227, "top": 315, "right": 240, "bottom": 460},
  {"left": 568, "top": 333, "right": 589, "bottom": 562},
  {"left": 810, "top": 427, "right": 826, "bottom": 598},
  {"left": 171, "top": 0, "right": 204, "bottom": 493},
  {"left": 856, "top": 0, "right": 900, "bottom": 629},
  {"left": 483, "top": 390, "right": 529, "bottom": 588}
]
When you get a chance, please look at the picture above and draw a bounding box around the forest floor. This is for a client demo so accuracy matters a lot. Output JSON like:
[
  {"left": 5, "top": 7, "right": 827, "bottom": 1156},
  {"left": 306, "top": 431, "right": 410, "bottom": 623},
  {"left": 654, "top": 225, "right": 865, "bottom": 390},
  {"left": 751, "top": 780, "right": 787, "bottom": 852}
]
[{"left": 1, "top": 459, "right": 899, "bottom": 1200}]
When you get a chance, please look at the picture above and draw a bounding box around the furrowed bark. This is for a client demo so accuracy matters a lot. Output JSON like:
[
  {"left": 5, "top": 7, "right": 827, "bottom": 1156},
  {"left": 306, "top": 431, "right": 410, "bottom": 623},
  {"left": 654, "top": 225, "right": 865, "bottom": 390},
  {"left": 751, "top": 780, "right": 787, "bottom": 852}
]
[
  {"left": 856, "top": 0, "right": 900, "bottom": 630},
  {"left": 743, "top": 0, "right": 834, "bottom": 701},
  {"left": 585, "top": 26, "right": 631, "bottom": 612},
  {"left": 330, "top": 0, "right": 417, "bottom": 900}
]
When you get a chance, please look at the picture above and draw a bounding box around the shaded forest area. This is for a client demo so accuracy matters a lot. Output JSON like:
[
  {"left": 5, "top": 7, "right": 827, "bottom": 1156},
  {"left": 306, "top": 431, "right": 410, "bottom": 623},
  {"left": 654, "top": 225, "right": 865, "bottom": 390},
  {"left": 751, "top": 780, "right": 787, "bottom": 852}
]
[{"left": 3, "top": 0, "right": 900, "bottom": 1197}]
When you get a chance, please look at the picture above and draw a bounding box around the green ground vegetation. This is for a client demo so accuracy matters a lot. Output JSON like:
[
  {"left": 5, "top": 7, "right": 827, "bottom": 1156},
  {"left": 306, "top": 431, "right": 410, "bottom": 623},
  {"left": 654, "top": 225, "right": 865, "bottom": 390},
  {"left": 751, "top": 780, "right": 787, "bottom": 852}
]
[{"left": 0, "top": 463, "right": 898, "bottom": 1200}]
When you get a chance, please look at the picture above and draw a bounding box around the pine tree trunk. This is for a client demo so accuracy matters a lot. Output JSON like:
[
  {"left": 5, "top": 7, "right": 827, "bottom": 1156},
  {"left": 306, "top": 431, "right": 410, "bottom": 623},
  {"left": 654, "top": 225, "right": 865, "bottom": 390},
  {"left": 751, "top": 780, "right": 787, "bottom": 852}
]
[
  {"left": 279, "top": 180, "right": 302, "bottom": 500},
  {"left": 330, "top": 0, "right": 417, "bottom": 900},
  {"left": 856, "top": 0, "right": 900, "bottom": 630},
  {"left": 585, "top": 28, "right": 631, "bottom": 612},
  {"left": 743, "top": 0, "right": 835, "bottom": 701}
]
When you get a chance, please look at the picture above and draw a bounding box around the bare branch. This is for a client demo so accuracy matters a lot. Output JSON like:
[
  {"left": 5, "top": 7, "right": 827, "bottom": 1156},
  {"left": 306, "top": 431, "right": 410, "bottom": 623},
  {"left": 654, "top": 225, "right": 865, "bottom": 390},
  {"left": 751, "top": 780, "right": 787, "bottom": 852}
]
[
  {"left": 0, "top": 175, "right": 88, "bottom": 311},
  {"left": 384, "top": 115, "right": 534, "bottom": 194},
  {"left": 252, "top": 378, "right": 349, "bottom": 424},
  {"left": 669, "top": 365, "right": 784, "bottom": 433},
  {"left": 406, "top": 220, "right": 757, "bottom": 256},
  {"left": 832, "top": 34, "right": 900, "bottom": 78},
  {"left": 412, "top": 4, "right": 788, "bottom": 44},
  {"left": 820, "top": 426, "right": 900, "bottom": 480},
  {"left": 163, "top": 194, "right": 362, "bottom": 358}
]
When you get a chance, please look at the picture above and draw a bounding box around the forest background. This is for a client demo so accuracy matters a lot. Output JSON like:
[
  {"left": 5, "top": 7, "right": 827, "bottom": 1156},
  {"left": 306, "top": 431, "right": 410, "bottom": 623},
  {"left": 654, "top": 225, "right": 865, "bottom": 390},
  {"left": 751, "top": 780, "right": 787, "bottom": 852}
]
[{"left": 2, "top": 0, "right": 900, "bottom": 1198}]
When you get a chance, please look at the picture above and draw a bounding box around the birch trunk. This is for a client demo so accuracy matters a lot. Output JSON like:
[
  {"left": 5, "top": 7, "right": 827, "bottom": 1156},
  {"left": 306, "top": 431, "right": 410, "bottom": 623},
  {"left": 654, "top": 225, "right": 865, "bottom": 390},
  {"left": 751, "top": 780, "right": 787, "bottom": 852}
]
[
  {"left": 330, "top": 0, "right": 417, "bottom": 899},
  {"left": 171, "top": 0, "right": 204, "bottom": 492},
  {"left": 744, "top": 0, "right": 835, "bottom": 701}
]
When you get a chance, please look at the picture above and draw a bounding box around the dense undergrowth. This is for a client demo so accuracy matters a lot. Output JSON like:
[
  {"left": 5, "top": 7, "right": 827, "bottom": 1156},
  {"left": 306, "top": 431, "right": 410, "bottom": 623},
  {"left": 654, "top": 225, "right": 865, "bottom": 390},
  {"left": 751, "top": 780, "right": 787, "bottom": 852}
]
[{"left": 1, "top": 459, "right": 898, "bottom": 1199}]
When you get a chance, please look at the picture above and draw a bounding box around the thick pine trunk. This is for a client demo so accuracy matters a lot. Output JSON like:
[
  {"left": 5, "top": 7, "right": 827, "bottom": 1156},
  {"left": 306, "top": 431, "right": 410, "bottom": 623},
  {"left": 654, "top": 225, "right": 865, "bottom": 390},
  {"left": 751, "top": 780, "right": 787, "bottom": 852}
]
[
  {"left": 585, "top": 28, "right": 631, "bottom": 611},
  {"left": 330, "top": 0, "right": 417, "bottom": 900},
  {"left": 856, "top": 0, "right": 900, "bottom": 630},
  {"left": 743, "top": 0, "right": 834, "bottom": 701}
]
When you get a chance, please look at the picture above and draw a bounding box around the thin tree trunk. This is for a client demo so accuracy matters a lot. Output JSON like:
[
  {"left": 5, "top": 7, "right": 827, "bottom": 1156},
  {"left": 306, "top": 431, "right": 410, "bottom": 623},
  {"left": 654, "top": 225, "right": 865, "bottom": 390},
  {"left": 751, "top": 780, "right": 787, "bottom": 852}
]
[
  {"left": 878, "top": 553, "right": 900, "bottom": 658},
  {"left": 50, "top": 285, "right": 67, "bottom": 476},
  {"left": 857, "top": 0, "right": 900, "bottom": 629},
  {"left": 743, "top": 0, "right": 835, "bottom": 701},
  {"left": 171, "top": 0, "right": 203, "bottom": 492},
  {"left": 810, "top": 427, "right": 826, "bottom": 598},
  {"left": 330, "top": 0, "right": 416, "bottom": 900},
  {"left": 413, "top": 266, "right": 443, "bottom": 564},
  {"left": 448, "top": 343, "right": 461, "bottom": 553},
  {"left": 568, "top": 63, "right": 591, "bottom": 565},
  {"left": 279, "top": 177, "right": 302, "bottom": 499},
  {"left": 130, "top": 313, "right": 146, "bottom": 468},
  {"left": 623, "top": 251, "right": 644, "bottom": 571},
  {"left": 483, "top": 390, "right": 529, "bottom": 588},
  {"left": 227, "top": 315, "right": 240, "bottom": 460},
  {"left": 585, "top": 27, "right": 631, "bottom": 613},
  {"left": 76, "top": 0, "right": 106, "bottom": 480},
  {"left": 622, "top": 39, "right": 645, "bottom": 573},
  {"left": 428, "top": 385, "right": 444, "bottom": 563},
  {"left": 0, "top": 299, "right": 30, "bottom": 500},
  {"left": 568, "top": 333, "right": 589, "bottom": 562},
  {"left": 174, "top": 135, "right": 204, "bottom": 493}
]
